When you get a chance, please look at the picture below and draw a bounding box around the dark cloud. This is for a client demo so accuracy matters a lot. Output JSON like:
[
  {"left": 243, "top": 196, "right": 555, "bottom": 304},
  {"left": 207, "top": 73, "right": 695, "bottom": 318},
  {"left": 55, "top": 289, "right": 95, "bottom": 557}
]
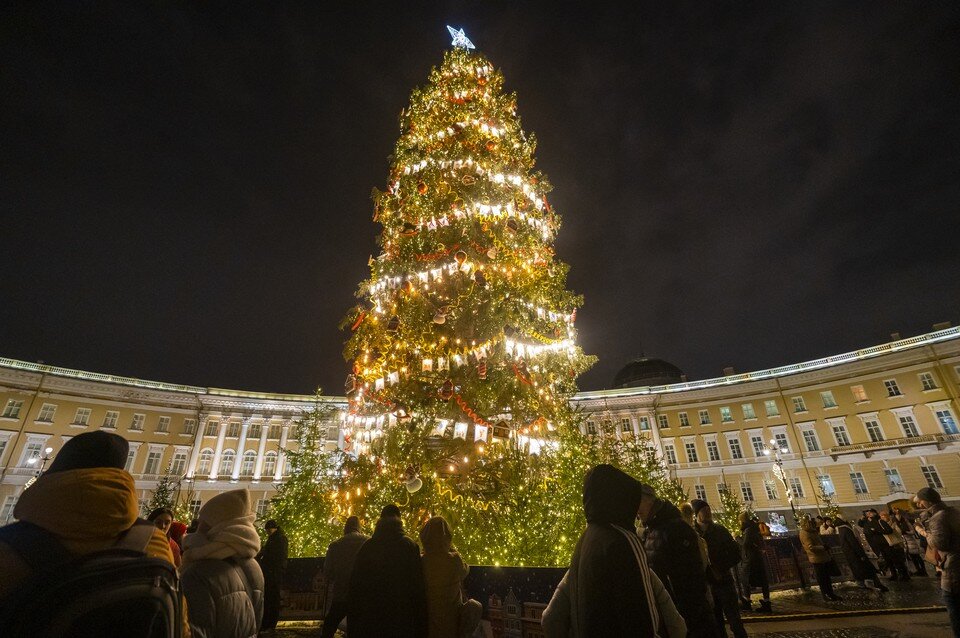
[{"left": 1, "top": 1, "right": 958, "bottom": 393}]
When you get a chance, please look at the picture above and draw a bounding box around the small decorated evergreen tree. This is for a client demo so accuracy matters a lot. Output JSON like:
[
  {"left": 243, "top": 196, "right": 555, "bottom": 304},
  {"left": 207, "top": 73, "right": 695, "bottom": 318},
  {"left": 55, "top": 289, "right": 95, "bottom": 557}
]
[
  {"left": 715, "top": 485, "right": 754, "bottom": 534},
  {"left": 143, "top": 471, "right": 179, "bottom": 516}
]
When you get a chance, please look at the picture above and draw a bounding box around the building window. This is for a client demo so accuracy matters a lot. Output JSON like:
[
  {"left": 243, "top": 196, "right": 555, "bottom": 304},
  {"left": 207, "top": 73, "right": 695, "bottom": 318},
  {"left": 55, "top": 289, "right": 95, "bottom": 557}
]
[
  {"left": 663, "top": 444, "right": 678, "bottom": 465},
  {"left": 728, "top": 438, "right": 744, "bottom": 460},
  {"left": 227, "top": 422, "right": 240, "bottom": 438},
  {"left": 684, "top": 441, "right": 699, "bottom": 463},
  {"left": 864, "top": 419, "right": 884, "bottom": 443},
  {"left": 269, "top": 424, "right": 282, "bottom": 440},
  {"left": 657, "top": 414, "right": 669, "bottom": 429},
  {"left": 935, "top": 409, "right": 959, "bottom": 435},
  {"left": 249, "top": 422, "right": 262, "bottom": 438},
  {"left": 183, "top": 418, "right": 197, "bottom": 435},
  {"left": 740, "top": 481, "right": 755, "bottom": 502},
  {"left": 143, "top": 449, "right": 163, "bottom": 475},
  {"left": 2, "top": 400, "right": 23, "bottom": 419},
  {"left": 818, "top": 475, "right": 836, "bottom": 496},
  {"left": 919, "top": 372, "right": 938, "bottom": 391},
  {"left": 263, "top": 451, "right": 277, "bottom": 475},
  {"left": 197, "top": 449, "right": 214, "bottom": 475},
  {"left": 750, "top": 434, "right": 765, "bottom": 457},
  {"left": 764, "top": 400, "right": 780, "bottom": 417},
  {"left": 72, "top": 408, "right": 91, "bottom": 426},
  {"left": 720, "top": 407, "right": 733, "bottom": 422},
  {"left": 20, "top": 440, "right": 43, "bottom": 467},
  {"left": 741, "top": 403, "right": 756, "bottom": 420},
  {"left": 850, "top": 472, "right": 868, "bottom": 495},
  {"left": 156, "top": 416, "right": 170, "bottom": 433},
  {"left": 717, "top": 483, "right": 729, "bottom": 499},
  {"left": 884, "top": 468, "right": 905, "bottom": 493},
  {"left": 884, "top": 379, "right": 902, "bottom": 397},
  {"left": 678, "top": 412, "right": 690, "bottom": 427},
  {"left": 639, "top": 417, "right": 651, "bottom": 431},
  {"left": 0, "top": 496, "right": 17, "bottom": 525},
  {"left": 124, "top": 449, "right": 137, "bottom": 472},
  {"left": 899, "top": 415, "right": 920, "bottom": 438},
  {"left": 789, "top": 477, "right": 805, "bottom": 498},
  {"left": 792, "top": 397, "right": 807, "bottom": 413},
  {"left": 774, "top": 432, "right": 790, "bottom": 452},
  {"left": 764, "top": 480, "right": 779, "bottom": 500},
  {"left": 851, "top": 385, "right": 868, "bottom": 402},
  {"left": 219, "top": 450, "right": 236, "bottom": 475},
  {"left": 921, "top": 465, "right": 944, "bottom": 489},
  {"left": 102, "top": 411, "right": 119, "bottom": 429},
  {"left": 204, "top": 420, "right": 218, "bottom": 437},
  {"left": 0, "top": 438, "right": 8, "bottom": 463},
  {"left": 170, "top": 451, "right": 188, "bottom": 475},
  {"left": 802, "top": 429, "right": 820, "bottom": 452},
  {"left": 698, "top": 410, "right": 711, "bottom": 425},
  {"left": 832, "top": 424, "right": 851, "bottom": 446},
  {"left": 256, "top": 498, "right": 271, "bottom": 519},
  {"left": 820, "top": 391, "right": 837, "bottom": 408},
  {"left": 586, "top": 421, "right": 597, "bottom": 435},
  {"left": 37, "top": 403, "right": 57, "bottom": 422},
  {"left": 130, "top": 414, "right": 145, "bottom": 431},
  {"left": 240, "top": 450, "right": 257, "bottom": 477},
  {"left": 189, "top": 498, "right": 202, "bottom": 519},
  {"left": 695, "top": 484, "right": 707, "bottom": 501},
  {"left": 706, "top": 440, "right": 720, "bottom": 461}
]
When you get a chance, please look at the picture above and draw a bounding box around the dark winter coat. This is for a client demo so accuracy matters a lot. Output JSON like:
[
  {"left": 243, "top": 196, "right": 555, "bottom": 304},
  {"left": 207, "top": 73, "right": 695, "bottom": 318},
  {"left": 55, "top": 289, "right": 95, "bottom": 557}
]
[
  {"left": 346, "top": 516, "right": 428, "bottom": 638},
  {"left": 323, "top": 530, "right": 369, "bottom": 603},
  {"left": 567, "top": 465, "right": 667, "bottom": 637},
  {"left": 858, "top": 516, "right": 892, "bottom": 557},
  {"left": 641, "top": 499, "right": 712, "bottom": 622},
  {"left": 700, "top": 521, "right": 742, "bottom": 585},
  {"left": 835, "top": 522, "right": 877, "bottom": 582},
  {"left": 740, "top": 519, "right": 766, "bottom": 586},
  {"left": 922, "top": 501, "right": 960, "bottom": 593},
  {"left": 256, "top": 529, "right": 288, "bottom": 577}
]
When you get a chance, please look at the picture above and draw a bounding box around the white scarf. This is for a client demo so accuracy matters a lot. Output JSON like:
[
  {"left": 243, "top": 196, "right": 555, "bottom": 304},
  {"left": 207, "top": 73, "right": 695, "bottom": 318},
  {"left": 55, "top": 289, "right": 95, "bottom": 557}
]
[{"left": 181, "top": 512, "right": 261, "bottom": 567}]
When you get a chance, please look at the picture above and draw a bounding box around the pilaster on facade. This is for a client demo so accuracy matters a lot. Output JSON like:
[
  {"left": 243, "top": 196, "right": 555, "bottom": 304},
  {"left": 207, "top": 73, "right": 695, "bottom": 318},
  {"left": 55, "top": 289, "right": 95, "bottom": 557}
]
[
  {"left": 232, "top": 417, "right": 251, "bottom": 480},
  {"left": 209, "top": 419, "right": 228, "bottom": 481},
  {"left": 275, "top": 421, "right": 291, "bottom": 481},
  {"left": 186, "top": 414, "right": 209, "bottom": 478},
  {"left": 254, "top": 418, "right": 270, "bottom": 480}
]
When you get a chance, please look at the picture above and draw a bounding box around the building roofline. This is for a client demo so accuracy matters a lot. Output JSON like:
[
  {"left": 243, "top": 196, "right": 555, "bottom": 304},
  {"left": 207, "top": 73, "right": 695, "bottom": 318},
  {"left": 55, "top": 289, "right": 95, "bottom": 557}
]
[{"left": 1, "top": 325, "right": 957, "bottom": 404}]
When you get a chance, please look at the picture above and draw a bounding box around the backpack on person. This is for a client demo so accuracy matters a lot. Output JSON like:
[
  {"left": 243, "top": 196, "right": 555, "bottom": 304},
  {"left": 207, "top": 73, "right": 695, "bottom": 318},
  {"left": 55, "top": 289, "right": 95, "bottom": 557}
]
[{"left": 0, "top": 519, "right": 182, "bottom": 638}]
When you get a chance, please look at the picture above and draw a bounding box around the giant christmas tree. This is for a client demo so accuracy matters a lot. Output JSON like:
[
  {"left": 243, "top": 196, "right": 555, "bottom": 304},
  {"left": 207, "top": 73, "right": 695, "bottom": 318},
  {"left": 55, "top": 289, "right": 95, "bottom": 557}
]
[{"left": 329, "top": 29, "right": 679, "bottom": 566}]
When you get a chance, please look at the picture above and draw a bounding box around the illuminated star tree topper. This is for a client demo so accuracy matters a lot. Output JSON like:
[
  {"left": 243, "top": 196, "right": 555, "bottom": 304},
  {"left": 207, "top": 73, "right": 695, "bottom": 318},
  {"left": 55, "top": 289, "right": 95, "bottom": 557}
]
[{"left": 446, "top": 25, "right": 475, "bottom": 50}]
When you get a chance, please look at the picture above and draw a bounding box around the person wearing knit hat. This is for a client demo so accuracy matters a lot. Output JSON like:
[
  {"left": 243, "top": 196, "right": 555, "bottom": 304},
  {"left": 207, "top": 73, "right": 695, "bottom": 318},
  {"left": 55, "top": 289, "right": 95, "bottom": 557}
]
[
  {"left": 0, "top": 431, "right": 175, "bottom": 601},
  {"left": 637, "top": 485, "right": 715, "bottom": 637},
  {"left": 320, "top": 516, "right": 369, "bottom": 638},
  {"left": 180, "top": 489, "right": 264, "bottom": 638}
]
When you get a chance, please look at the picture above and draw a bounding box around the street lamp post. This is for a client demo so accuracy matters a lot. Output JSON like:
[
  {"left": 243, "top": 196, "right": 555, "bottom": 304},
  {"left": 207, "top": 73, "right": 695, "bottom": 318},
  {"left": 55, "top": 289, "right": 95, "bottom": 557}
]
[
  {"left": 23, "top": 446, "right": 54, "bottom": 490},
  {"left": 763, "top": 439, "right": 800, "bottom": 525}
]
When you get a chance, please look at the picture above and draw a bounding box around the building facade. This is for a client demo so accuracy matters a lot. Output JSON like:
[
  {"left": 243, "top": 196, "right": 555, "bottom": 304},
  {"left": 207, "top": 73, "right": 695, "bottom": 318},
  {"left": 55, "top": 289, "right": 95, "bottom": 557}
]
[{"left": 1, "top": 326, "right": 958, "bottom": 526}]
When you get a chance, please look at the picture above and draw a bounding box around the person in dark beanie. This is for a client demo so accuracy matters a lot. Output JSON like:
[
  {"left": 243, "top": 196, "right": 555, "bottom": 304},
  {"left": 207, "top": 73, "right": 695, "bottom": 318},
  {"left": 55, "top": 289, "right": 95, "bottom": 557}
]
[
  {"left": 692, "top": 499, "right": 747, "bottom": 638},
  {"left": 257, "top": 519, "right": 289, "bottom": 633},
  {"left": 915, "top": 487, "right": 960, "bottom": 637},
  {"left": 347, "top": 504, "right": 427, "bottom": 638},
  {"left": 543, "top": 464, "right": 685, "bottom": 637},
  {"left": 639, "top": 488, "right": 717, "bottom": 637},
  {"left": 321, "top": 516, "right": 369, "bottom": 638},
  {"left": 0, "top": 431, "right": 175, "bottom": 601}
]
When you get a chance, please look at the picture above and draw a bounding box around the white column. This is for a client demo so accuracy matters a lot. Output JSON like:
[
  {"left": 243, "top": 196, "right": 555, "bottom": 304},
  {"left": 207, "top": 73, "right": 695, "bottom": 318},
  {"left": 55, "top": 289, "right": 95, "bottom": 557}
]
[
  {"left": 186, "top": 414, "right": 208, "bottom": 478},
  {"left": 232, "top": 417, "right": 251, "bottom": 480},
  {"left": 209, "top": 419, "right": 227, "bottom": 480},
  {"left": 253, "top": 418, "right": 269, "bottom": 480},
  {"left": 274, "top": 421, "right": 290, "bottom": 481}
]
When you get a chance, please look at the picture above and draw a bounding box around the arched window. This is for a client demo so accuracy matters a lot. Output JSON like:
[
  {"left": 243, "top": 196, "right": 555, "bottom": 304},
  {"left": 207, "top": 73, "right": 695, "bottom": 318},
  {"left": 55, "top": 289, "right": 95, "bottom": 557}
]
[
  {"left": 263, "top": 451, "right": 277, "bottom": 476},
  {"left": 197, "top": 449, "right": 214, "bottom": 475},
  {"left": 219, "top": 449, "right": 236, "bottom": 475},
  {"left": 240, "top": 450, "right": 257, "bottom": 477}
]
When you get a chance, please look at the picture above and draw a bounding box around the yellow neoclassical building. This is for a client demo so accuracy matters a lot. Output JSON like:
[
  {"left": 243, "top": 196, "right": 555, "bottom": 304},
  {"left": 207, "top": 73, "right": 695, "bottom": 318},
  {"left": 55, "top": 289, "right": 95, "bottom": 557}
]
[{"left": 1, "top": 325, "right": 958, "bottom": 526}]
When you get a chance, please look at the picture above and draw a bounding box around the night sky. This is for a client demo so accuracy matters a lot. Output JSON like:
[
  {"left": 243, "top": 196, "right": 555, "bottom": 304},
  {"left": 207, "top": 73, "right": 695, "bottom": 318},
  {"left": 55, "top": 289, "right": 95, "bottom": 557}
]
[{"left": 2, "top": 2, "right": 959, "bottom": 395}]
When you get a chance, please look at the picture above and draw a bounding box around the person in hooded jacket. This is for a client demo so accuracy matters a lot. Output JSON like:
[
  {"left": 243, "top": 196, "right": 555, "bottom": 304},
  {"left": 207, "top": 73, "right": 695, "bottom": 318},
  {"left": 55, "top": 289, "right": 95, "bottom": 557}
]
[
  {"left": 347, "top": 504, "right": 428, "bottom": 638},
  {"left": 320, "top": 516, "right": 369, "bottom": 638},
  {"left": 0, "top": 431, "right": 188, "bottom": 634},
  {"left": 181, "top": 488, "right": 264, "bottom": 638},
  {"left": 739, "top": 513, "right": 771, "bottom": 612},
  {"left": 640, "top": 488, "right": 717, "bottom": 637},
  {"left": 419, "top": 516, "right": 470, "bottom": 638},
  {"left": 834, "top": 516, "right": 887, "bottom": 591},
  {"left": 691, "top": 500, "right": 746, "bottom": 638},
  {"left": 545, "top": 464, "right": 685, "bottom": 637},
  {"left": 256, "top": 519, "right": 288, "bottom": 633},
  {"left": 799, "top": 515, "right": 841, "bottom": 601}
]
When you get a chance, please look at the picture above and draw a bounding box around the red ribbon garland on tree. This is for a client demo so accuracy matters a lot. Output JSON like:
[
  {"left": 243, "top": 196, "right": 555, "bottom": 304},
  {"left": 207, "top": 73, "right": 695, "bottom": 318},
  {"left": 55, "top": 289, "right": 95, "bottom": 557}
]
[{"left": 453, "top": 393, "right": 493, "bottom": 427}]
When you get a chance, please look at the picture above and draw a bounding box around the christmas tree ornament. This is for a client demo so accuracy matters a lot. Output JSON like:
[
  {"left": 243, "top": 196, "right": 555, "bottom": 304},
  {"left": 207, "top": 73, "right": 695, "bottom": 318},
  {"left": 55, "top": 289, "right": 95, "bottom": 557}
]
[
  {"left": 454, "top": 249, "right": 468, "bottom": 266},
  {"left": 486, "top": 246, "right": 497, "bottom": 259},
  {"left": 401, "top": 222, "right": 418, "bottom": 236},
  {"left": 432, "top": 309, "right": 446, "bottom": 324},
  {"left": 387, "top": 316, "right": 400, "bottom": 332},
  {"left": 417, "top": 181, "right": 428, "bottom": 194},
  {"left": 476, "top": 357, "right": 488, "bottom": 379},
  {"left": 505, "top": 218, "right": 519, "bottom": 233},
  {"left": 439, "top": 379, "right": 454, "bottom": 400},
  {"left": 461, "top": 175, "right": 476, "bottom": 185},
  {"left": 474, "top": 270, "right": 487, "bottom": 287}
]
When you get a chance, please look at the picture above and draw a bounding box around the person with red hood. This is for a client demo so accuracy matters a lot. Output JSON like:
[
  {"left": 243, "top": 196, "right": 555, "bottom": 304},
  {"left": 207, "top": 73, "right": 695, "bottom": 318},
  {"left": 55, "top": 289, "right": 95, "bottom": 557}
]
[{"left": 544, "top": 464, "right": 685, "bottom": 637}]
